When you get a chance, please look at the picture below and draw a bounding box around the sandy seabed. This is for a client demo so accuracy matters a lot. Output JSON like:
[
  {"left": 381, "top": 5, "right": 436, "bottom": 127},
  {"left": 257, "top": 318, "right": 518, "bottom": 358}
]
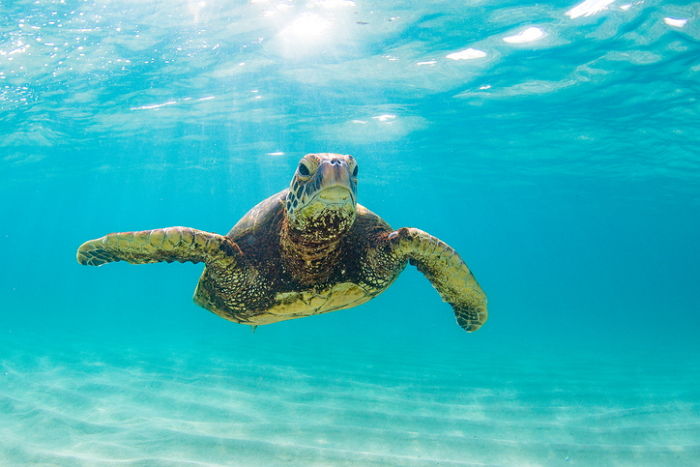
[{"left": 1, "top": 335, "right": 698, "bottom": 466}]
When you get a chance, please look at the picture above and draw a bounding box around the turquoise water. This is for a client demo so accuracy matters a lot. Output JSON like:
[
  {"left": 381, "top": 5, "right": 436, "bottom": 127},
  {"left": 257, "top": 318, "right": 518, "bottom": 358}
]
[{"left": 2, "top": 0, "right": 700, "bottom": 465}]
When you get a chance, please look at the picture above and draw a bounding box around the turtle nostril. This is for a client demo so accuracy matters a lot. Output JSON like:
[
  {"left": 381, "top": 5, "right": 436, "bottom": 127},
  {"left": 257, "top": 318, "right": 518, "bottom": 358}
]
[{"left": 330, "top": 159, "right": 341, "bottom": 166}]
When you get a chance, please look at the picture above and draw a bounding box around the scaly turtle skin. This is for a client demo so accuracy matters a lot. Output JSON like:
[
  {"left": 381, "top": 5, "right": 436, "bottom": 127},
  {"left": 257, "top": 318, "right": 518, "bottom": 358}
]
[{"left": 77, "top": 153, "right": 487, "bottom": 331}]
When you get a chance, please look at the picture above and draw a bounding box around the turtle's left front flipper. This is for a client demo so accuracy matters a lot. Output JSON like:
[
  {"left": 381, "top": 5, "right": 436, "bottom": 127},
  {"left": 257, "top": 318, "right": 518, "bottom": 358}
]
[
  {"left": 386, "top": 227, "right": 487, "bottom": 332},
  {"left": 77, "top": 227, "right": 239, "bottom": 267}
]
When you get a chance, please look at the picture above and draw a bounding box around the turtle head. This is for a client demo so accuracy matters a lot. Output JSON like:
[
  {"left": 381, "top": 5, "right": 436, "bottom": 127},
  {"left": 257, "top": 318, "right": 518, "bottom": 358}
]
[{"left": 286, "top": 153, "right": 358, "bottom": 237}]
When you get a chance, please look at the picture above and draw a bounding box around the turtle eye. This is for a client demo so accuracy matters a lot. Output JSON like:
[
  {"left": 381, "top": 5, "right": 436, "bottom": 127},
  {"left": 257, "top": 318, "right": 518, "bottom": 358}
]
[
  {"left": 298, "top": 163, "right": 310, "bottom": 177},
  {"left": 352, "top": 165, "right": 358, "bottom": 177}
]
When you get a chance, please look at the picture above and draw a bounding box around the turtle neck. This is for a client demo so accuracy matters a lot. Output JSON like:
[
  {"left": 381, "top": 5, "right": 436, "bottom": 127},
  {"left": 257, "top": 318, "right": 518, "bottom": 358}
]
[{"left": 279, "top": 215, "right": 351, "bottom": 286}]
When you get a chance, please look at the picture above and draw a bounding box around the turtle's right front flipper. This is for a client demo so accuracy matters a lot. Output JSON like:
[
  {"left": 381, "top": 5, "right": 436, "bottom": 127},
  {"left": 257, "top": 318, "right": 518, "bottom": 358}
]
[{"left": 76, "top": 227, "right": 240, "bottom": 267}]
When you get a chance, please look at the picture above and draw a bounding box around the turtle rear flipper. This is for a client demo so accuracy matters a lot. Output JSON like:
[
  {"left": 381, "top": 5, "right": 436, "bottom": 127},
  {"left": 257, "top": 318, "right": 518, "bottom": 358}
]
[
  {"left": 386, "top": 227, "right": 487, "bottom": 332},
  {"left": 76, "top": 227, "right": 240, "bottom": 267}
]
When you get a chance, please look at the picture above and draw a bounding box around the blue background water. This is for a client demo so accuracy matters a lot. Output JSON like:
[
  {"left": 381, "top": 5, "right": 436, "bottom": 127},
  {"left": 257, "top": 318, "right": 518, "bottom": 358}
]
[{"left": 2, "top": 0, "right": 700, "bottom": 465}]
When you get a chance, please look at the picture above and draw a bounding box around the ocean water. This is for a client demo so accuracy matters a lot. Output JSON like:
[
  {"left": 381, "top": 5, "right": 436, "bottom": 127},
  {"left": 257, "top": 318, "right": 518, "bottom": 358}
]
[{"left": 2, "top": 0, "right": 700, "bottom": 465}]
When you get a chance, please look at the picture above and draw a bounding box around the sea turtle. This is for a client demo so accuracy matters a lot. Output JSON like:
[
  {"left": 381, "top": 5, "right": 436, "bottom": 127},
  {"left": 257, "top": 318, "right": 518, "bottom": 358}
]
[{"left": 77, "top": 153, "right": 487, "bottom": 332}]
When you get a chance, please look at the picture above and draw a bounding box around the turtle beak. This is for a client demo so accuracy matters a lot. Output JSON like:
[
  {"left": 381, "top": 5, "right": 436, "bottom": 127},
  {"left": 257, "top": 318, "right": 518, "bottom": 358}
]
[{"left": 317, "top": 159, "right": 356, "bottom": 205}]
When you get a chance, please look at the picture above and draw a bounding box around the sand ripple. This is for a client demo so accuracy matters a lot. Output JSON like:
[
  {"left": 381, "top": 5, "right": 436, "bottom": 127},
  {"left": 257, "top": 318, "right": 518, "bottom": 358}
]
[{"left": 1, "top": 340, "right": 699, "bottom": 466}]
